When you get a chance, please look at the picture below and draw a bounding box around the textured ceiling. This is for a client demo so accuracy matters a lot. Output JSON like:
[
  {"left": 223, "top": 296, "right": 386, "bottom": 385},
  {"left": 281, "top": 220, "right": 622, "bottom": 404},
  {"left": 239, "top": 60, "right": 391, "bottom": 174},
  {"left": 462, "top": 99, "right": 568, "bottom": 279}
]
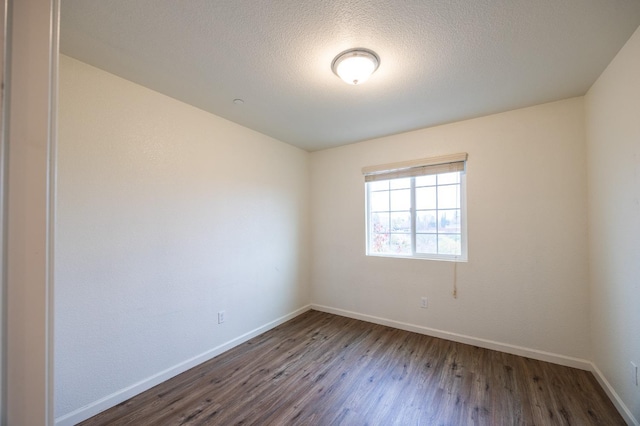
[{"left": 60, "top": 0, "right": 640, "bottom": 151}]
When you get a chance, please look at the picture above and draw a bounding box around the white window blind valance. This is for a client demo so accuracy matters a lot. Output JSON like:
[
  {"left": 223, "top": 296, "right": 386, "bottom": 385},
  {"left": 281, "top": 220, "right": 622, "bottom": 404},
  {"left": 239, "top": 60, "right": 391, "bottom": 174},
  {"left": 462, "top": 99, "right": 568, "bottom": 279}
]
[{"left": 362, "top": 153, "right": 468, "bottom": 182}]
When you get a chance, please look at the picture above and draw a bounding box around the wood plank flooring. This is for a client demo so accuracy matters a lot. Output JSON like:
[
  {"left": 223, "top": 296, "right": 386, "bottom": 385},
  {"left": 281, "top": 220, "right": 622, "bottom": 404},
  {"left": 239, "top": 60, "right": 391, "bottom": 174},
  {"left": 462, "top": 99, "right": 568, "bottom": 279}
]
[{"left": 80, "top": 310, "right": 624, "bottom": 425}]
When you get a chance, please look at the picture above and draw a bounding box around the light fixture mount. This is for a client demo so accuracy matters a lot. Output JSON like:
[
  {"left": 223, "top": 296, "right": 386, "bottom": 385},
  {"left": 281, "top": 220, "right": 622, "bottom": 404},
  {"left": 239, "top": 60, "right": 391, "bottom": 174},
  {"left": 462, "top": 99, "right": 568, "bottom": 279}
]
[{"left": 331, "top": 48, "right": 380, "bottom": 85}]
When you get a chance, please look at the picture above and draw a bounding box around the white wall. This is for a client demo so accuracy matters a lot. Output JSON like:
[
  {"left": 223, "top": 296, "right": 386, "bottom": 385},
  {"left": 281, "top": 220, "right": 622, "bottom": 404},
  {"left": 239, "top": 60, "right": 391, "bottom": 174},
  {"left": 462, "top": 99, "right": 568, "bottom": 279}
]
[
  {"left": 585, "top": 25, "right": 640, "bottom": 423},
  {"left": 310, "top": 97, "right": 590, "bottom": 360},
  {"left": 55, "top": 55, "right": 310, "bottom": 422}
]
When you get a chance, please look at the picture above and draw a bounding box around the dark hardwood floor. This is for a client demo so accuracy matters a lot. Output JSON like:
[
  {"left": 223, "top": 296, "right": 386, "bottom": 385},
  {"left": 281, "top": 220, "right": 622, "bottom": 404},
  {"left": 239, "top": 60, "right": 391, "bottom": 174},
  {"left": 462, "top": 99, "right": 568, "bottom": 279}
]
[{"left": 80, "top": 310, "right": 624, "bottom": 425}]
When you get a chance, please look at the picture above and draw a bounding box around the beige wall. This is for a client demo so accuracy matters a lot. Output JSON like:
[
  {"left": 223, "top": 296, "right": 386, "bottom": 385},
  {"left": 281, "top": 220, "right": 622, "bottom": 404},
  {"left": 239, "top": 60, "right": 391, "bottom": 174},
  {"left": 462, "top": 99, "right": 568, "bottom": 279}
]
[
  {"left": 0, "top": 1, "right": 4, "bottom": 420},
  {"left": 6, "top": 0, "right": 57, "bottom": 424},
  {"left": 55, "top": 55, "right": 310, "bottom": 423},
  {"left": 310, "top": 97, "right": 590, "bottom": 361},
  {"left": 585, "top": 25, "right": 640, "bottom": 424},
  {"left": 51, "top": 20, "right": 640, "bottom": 426}
]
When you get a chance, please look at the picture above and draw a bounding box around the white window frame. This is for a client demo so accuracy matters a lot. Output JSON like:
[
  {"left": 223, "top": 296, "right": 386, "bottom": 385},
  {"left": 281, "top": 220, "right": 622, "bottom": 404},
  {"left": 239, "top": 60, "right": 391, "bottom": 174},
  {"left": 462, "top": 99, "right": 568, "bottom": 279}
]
[{"left": 363, "top": 153, "right": 468, "bottom": 262}]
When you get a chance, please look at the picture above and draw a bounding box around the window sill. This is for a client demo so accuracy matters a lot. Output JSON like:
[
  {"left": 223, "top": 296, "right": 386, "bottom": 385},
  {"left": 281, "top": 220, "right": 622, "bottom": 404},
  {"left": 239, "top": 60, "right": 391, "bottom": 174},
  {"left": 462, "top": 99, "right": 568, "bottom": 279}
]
[{"left": 366, "top": 253, "right": 468, "bottom": 262}]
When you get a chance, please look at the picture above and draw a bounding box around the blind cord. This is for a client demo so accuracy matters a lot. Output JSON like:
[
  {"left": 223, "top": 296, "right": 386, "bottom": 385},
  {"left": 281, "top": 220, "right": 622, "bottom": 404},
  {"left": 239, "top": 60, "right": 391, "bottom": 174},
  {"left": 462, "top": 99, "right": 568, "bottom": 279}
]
[{"left": 453, "top": 261, "right": 458, "bottom": 299}]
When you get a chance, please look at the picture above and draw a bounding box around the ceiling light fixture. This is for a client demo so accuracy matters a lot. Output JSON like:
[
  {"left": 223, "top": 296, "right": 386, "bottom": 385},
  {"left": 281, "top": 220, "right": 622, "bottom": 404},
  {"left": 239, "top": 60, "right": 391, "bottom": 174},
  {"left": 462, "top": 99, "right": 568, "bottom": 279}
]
[{"left": 331, "top": 48, "right": 380, "bottom": 85}]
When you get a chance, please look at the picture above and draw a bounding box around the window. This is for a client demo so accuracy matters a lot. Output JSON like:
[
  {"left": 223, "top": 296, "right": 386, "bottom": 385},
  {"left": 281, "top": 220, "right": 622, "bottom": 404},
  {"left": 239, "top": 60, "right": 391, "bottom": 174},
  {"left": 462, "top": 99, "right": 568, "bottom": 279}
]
[{"left": 364, "top": 153, "right": 468, "bottom": 261}]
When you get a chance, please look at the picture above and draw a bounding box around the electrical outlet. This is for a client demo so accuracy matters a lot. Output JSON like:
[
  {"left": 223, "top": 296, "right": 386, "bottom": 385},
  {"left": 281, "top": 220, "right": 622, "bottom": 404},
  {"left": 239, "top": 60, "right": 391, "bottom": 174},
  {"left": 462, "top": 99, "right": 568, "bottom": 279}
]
[
  {"left": 421, "top": 297, "right": 428, "bottom": 309},
  {"left": 218, "top": 311, "right": 225, "bottom": 324},
  {"left": 632, "top": 362, "right": 638, "bottom": 387}
]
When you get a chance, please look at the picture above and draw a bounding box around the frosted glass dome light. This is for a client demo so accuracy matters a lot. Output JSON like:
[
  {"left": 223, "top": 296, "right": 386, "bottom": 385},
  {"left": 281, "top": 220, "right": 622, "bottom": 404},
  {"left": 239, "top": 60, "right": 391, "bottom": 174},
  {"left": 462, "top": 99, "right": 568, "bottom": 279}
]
[{"left": 331, "top": 49, "right": 380, "bottom": 85}]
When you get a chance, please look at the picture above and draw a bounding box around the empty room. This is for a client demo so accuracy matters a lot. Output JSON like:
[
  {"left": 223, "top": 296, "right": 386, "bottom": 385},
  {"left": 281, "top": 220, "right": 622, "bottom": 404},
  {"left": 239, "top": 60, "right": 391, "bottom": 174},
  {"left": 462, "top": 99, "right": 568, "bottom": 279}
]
[{"left": 5, "top": 0, "right": 640, "bottom": 425}]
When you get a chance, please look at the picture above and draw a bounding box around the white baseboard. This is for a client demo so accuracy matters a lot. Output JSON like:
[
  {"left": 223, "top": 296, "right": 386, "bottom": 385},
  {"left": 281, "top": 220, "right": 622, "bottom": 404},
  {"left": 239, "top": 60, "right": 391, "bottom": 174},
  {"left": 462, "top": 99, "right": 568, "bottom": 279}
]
[
  {"left": 57, "top": 304, "right": 637, "bottom": 426},
  {"left": 311, "top": 304, "right": 640, "bottom": 424},
  {"left": 311, "top": 304, "right": 591, "bottom": 370},
  {"left": 590, "top": 363, "right": 639, "bottom": 426},
  {"left": 55, "top": 305, "right": 312, "bottom": 426}
]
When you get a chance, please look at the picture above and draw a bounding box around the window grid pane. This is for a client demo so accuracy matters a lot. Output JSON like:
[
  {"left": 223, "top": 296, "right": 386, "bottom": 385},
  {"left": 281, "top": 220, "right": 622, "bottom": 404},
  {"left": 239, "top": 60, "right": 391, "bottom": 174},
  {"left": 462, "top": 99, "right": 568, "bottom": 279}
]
[{"left": 367, "top": 171, "right": 465, "bottom": 260}]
